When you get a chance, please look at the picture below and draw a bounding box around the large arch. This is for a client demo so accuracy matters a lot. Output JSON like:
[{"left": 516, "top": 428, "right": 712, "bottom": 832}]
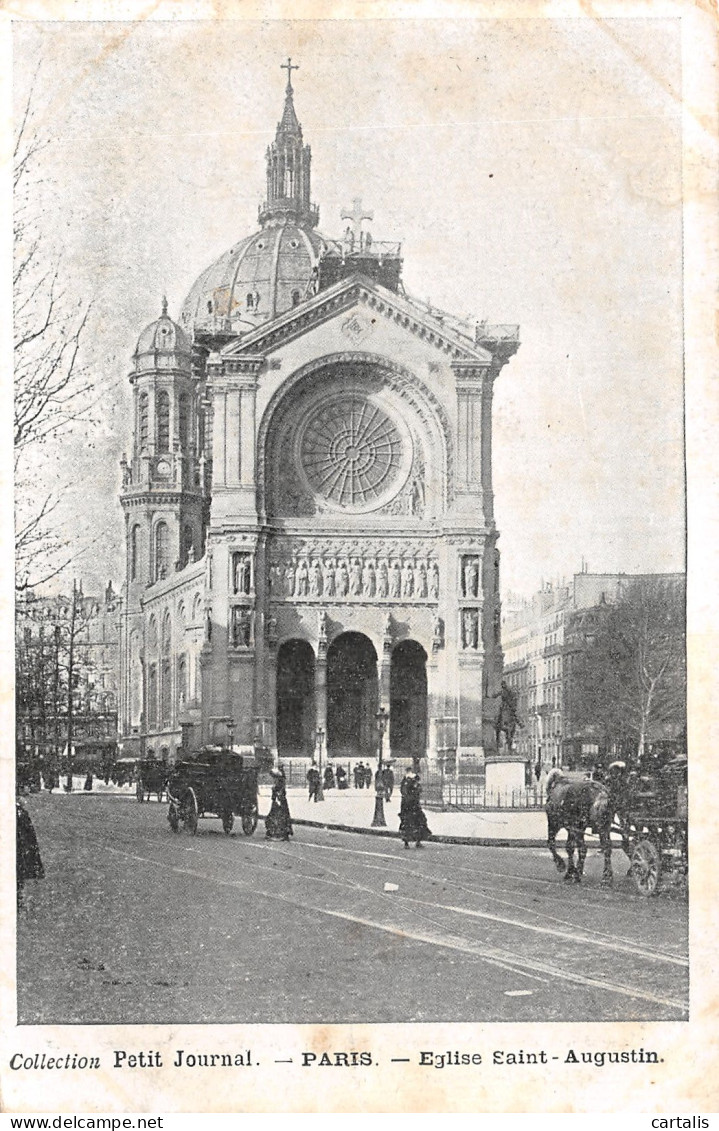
[
  {"left": 258, "top": 352, "right": 453, "bottom": 520},
  {"left": 389, "top": 640, "right": 428, "bottom": 760},
  {"left": 327, "top": 632, "right": 379, "bottom": 759},
  {"left": 276, "top": 639, "right": 316, "bottom": 758}
]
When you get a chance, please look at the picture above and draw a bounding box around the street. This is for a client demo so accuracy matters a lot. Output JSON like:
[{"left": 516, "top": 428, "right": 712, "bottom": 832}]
[{"left": 17, "top": 792, "right": 688, "bottom": 1025}]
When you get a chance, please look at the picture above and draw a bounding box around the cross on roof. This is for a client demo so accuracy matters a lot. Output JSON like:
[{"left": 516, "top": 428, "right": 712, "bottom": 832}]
[
  {"left": 341, "top": 197, "right": 374, "bottom": 240},
  {"left": 281, "top": 57, "right": 299, "bottom": 90}
]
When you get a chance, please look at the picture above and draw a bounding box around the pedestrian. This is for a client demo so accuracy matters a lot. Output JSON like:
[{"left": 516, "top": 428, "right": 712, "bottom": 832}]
[
  {"left": 306, "top": 763, "right": 320, "bottom": 802},
  {"left": 353, "top": 762, "right": 363, "bottom": 789},
  {"left": 16, "top": 797, "right": 44, "bottom": 907},
  {"left": 363, "top": 763, "right": 373, "bottom": 790},
  {"left": 84, "top": 771, "right": 94, "bottom": 792},
  {"left": 323, "top": 765, "right": 335, "bottom": 791},
  {"left": 398, "top": 769, "right": 432, "bottom": 849},
  {"left": 336, "top": 765, "right": 348, "bottom": 790},
  {"left": 382, "top": 763, "right": 395, "bottom": 801},
  {"left": 265, "top": 769, "right": 293, "bottom": 841}
]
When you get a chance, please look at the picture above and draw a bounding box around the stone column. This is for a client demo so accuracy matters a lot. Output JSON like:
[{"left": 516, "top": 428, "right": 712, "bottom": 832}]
[{"left": 315, "top": 619, "right": 328, "bottom": 744}]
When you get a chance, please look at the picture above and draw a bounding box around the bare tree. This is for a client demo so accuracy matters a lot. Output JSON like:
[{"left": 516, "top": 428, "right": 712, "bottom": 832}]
[
  {"left": 569, "top": 576, "right": 686, "bottom": 762},
  {"left": 14, "top": 81, "right": 94, "bottom": 591}
]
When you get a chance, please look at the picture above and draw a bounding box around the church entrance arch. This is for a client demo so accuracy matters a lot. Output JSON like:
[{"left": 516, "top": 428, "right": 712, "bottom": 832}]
[
  {"left": 390, "top": 640, "right": 428, "bottom": 760},
  {"left": 327, "top": 633, "right": 378, "bottom": 759},
  {"left": 276, "top": 640, "right": 316, "bottom": 758}
]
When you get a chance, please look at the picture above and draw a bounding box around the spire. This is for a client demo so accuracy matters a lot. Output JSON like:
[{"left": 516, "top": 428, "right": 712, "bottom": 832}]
[
  {"left": 259, "top": 59, "right": 319, "bottom": 230},
  {"left": 278, "top": 57, "right": 301, "bottom": 136},
  {"left": 161, "top": 295, "right": 168, "bottom": 317}
]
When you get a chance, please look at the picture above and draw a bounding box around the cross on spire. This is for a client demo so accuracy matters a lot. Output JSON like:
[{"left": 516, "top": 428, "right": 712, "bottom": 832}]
[
  {"left": 341, "top": 197, "right": 374, "bottom": 240},
  {"left": 281, "top": 56, "right": 299, "bottom": 91}
]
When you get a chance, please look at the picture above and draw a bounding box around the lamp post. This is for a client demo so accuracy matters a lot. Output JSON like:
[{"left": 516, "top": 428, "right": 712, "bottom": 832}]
[
  {"left": 315, "top": 726, "right": 325, "bottom": 802},
  {"left": 371, "top": 706, "right": 389, "bottom": 828}
]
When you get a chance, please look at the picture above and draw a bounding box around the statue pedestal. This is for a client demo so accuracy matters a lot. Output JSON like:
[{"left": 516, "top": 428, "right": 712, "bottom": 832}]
[{"left": 484, "top": 755, "right": 526, "bottom": 793}]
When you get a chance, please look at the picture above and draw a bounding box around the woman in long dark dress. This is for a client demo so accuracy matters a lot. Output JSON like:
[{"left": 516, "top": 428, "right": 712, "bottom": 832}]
[
  {"left": 398, "top": 770, "right": 431, "bottom": 849},
  {"left": 265, "top": 769, "right": 293, "bottom": 841},
  {"left": 17, "top": 798, "right": 44, "bottom": 905}
]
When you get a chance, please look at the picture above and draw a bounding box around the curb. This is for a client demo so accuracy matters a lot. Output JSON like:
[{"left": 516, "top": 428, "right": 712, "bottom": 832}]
[{"left": 291, "top": 816, "right": 546, "bottom": 848}]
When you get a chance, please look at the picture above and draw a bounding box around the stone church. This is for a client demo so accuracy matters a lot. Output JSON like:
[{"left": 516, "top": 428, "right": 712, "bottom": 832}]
[{"left": 118, "top": 63, "right": 520, "bottom": 772}]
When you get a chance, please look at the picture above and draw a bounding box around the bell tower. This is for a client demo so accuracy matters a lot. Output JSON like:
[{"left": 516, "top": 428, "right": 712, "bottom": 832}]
[{"left": 118, "top": 299, "right": 208, "bottom": 745}]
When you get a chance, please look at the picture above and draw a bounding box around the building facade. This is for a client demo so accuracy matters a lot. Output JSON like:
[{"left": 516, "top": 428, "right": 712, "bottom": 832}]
[
  {"left": 16, "top": 582, "right": 122, "bottom": 772},
  {"left": 118, "top": 67, "right": 520, "bottom": 769},
  {"left": 502, "top": 570, "right": 685, "bottom": 773}
]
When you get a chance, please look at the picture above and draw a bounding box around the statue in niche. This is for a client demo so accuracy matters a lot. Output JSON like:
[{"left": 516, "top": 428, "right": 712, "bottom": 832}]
[
  {"left": 310, "top": 560, "right": 323, "bottom": 598},
  {"left": 284, "top": 562, "right": 296, "bottom": 597},
  {"left": 234, "top": 553, "right": 251, "bottom": 595},
  {"left": 383, "top": 612, "right": 393, "bottom": 641},
  {"left": 322, "top": 559, "right": 335, "bottom": 597},
  {"left": 206, "top": 551, "right": 213, "bottom": 591},
  {"left": 416, "top": 561, "right": 428, "bottom": 598},
  {"left": 318, "top": 609, "right": 328, "bottom": 641},
  {"left": 362, "top": 559, "right": 375, "bottom": 598},
  {"left": 296, "top": 559, "right": 309, "bottom": 597},
  {"left": 267, "top": 614, "right": 278, "bottom": 646},
  {"left": 205, "top": 609, "right": 212, "bottom": 643},
  {"left": 337, "top": 560, "right": 349, "bottom": 597},
  {"left": 493, "top": 606, "right": 501, "bottom": 645},
  {"left": 233, "top": 608, "right": 252, "bottom": 647},
  {"left": 349, "top": 559, "right": 362, "bottom": 596},
  {"left": 429, "top": 561, "right": 440, "bottom": 599},
  {"left": 187, "top": 543, "right": 196, "bottom": 564},
  {"left": 463, "top": 556, "right": 479, "bottom": 599},
  {"left": 389, "top": 561, "right": 401, "bottom": 598},
  {"left": 377, "top": 560, "right": 389, "bottom": 598},
  {"left": 432, "top": 614, "right": 444, "bottom": 651},
  {"left": 401, "top": 560, "right": 414, "bottom": 598},
  {"left": 462, "top": 609, "right": 479, "bottom": 650},
  {"left": 409, "top": 475, "right": 425, "bottom": 516}
]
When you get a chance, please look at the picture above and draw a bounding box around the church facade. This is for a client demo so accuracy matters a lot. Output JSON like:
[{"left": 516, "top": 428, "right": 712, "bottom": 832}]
[{"left": 118, "top": 64, "right": 520, "bottom": 771}]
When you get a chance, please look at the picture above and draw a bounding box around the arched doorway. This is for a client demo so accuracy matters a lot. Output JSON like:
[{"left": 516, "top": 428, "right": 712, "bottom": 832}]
[
  {"left": 276, "top": 640, "right": 316, "bottom": 758},
  {"left": 390, "top": 640, "right": 428, "bottom": 760},
  {"left": 327, "top": 633, "right": 378, "bottom": 759}
]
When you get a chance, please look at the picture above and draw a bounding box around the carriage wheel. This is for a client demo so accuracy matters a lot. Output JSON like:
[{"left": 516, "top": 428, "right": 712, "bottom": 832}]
[
  {"left": 241, "top": 806, "right": 258, "bottom": 836},
  {"left": 221, "top": 810, "right": 234, "bottom": 835},
  {"left": 182, "top": 789, "right": 199, "bottom": 836},
  {"left": 632, "top": 838, "right": 662, "bottom": 896},
  {"left": 136, "top": 781, "right": 145, "bottom": 803},
  {"left": 168, "top": 803, "right": 179, "bottom": 833}
]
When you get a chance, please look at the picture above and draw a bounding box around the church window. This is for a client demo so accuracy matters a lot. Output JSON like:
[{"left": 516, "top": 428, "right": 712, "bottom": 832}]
[
  {"left": 161, "top": 659, "right": 172, "bottom": 726},
  {"left": 139, "top": 393, "right": 149, "bottom": 449},
  {"left": 183, "top": 525, "right": 194, "bottom": 563},
  {"left": 147, "top": 663, "right": 158, "bottom": 727},
  {"left": 156, "top": 391, "right": 170, "bottom": 452},
  {"left": 179, "top": 394, "right": 190, "bottom": 449},
  {"left": 155, "top": 522, "right": 170, "bottom": 580},
  {"left": 130, "top": 525, "right": 140, "bottom": 581},
  {"left": 177, "top": 653, "right": 187, "bottom": 709}
]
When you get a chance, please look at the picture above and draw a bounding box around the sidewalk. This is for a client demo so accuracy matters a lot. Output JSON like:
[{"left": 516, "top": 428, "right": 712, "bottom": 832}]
[{"left": 279, "top": 785, "right": 548, "bottom": 846}]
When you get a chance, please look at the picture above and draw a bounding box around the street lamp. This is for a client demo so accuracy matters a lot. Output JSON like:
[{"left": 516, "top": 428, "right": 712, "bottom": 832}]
[
  {"left": 371, "top": 706, "right": 389, "bottom": 828},
  {"left": 315, "top": 726, "right": 325, "bottom": 802}
]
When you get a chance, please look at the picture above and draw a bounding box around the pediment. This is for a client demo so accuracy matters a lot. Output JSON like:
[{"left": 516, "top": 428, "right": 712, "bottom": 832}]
[{"left": 219, "top": 274, "right": 493, "bottom": 365}]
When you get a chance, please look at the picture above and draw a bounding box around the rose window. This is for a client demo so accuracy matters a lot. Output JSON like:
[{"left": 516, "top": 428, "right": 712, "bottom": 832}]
[{"left": 299, "top": 393, "right": 409, "bottom": 510}]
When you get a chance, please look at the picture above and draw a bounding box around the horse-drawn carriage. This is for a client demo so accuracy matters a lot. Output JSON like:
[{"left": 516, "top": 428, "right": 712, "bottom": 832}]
[
  {"left": 135, "top": 759, "right": 168, "bottom": 803},
  {"left": 167, "top": 747, "right": 259, "bottom": 836},
  {"left": 619, "top": 756, "right": 688, "bottom": 896}
]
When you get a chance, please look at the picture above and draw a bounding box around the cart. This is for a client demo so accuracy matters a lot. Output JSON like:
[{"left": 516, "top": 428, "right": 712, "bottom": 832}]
[
  {"left": 136, "top": 759, "right": 168, "bottom": 803},
  {"left": 620, "top": 757, "right": 688, "bottom": 896},
  {"left": 167, "top": 747, "right": 259, "bottom": 836}
]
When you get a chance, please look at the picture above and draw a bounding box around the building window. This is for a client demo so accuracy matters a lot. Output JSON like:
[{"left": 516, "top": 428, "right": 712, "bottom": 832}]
[
  {"left": 130, "top": 525, "right": 140, "bottom": 581},
  {"left": 157, "top": 391, "right": 170, "bottom": 452},
  {"left": 155, "top": 522, "right": 169, "bottom": 580},
  {"left": 178, "top": 394, "right": 190, "bottom": 450},
  {"left": 139, "top": 393, "right": 149, "bottom": 449}
]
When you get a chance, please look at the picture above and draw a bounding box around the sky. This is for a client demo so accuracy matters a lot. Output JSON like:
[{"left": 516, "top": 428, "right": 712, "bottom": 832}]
[{"left": 13, "top": 16, "right": 685, "bottom": 599}]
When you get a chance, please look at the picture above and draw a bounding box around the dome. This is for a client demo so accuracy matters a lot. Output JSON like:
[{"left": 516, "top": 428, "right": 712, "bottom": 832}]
[
  {"left": 180, "top": 223, "right": 339, "bottom": 339},
  {"left": 134, "top": 299, "right": 192, "bottom": 370}
]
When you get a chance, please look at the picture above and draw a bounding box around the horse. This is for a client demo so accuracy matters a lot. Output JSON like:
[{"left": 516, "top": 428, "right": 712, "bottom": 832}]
[{"left": 545, "top": 768, "right": 614, "bottom": 885}]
